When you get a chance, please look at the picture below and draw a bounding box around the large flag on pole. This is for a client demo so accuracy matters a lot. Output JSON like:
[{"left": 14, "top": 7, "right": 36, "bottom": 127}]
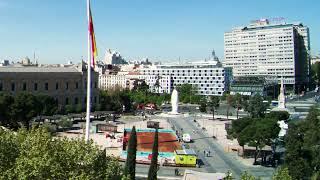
[{"left": 88, "top": 0, "right": 97, "bottom": 67}]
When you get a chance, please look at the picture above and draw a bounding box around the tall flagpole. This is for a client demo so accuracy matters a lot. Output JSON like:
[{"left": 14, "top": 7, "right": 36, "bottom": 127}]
[{"left": 85, "top": 0, "right": 91, "bottom": 143}]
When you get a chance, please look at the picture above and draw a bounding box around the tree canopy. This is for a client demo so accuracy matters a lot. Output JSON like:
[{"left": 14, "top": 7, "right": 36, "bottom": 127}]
[
  {"left": 0, "top": 127, "right": 123, "bottom": 179},
  {"left": 284, "top": 107, "right": 320, "bottom": 179}
]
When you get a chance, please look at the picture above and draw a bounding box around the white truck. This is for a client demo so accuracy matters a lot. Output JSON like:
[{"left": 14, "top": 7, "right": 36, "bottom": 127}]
[{"left": 182, "top": 133, "right": 191, "bottom": 143}]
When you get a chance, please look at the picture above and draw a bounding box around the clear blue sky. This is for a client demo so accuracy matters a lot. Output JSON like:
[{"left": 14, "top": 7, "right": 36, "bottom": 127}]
[{"left": 0, "top": 0, "right": 319, "bottom": 64}]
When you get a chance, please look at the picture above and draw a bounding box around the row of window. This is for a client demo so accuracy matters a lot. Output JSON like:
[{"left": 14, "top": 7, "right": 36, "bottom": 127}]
[{"left": 0, "top": 82, "right": 98, "bottom": 91}]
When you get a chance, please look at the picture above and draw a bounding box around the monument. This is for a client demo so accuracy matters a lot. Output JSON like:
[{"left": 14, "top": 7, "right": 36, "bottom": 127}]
[
  {"left": 272, "top": 77, "right": 289, "bottom": 112},
  {"left": 278, "top": 78, "right": 286, "bottom": 109},
  {"left": 170, "top": 88, "right": 179, "bottom": 114}
]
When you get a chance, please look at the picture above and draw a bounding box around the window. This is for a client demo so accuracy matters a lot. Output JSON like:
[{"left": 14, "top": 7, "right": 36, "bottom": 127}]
[
  {"left": 76, "top": 82, "right": 79, "bottom": 89},
  {"left": 94, "top": 96, "right": 97, "bottom": 103},
  {"left": 45, "top": 83, "right": 49, "bottom": 90},
  {"left": 11, "top": 83, "right": 15, "bottom": 91},
  {"left": 66, "top": 82, "right": 69, "bottom": 90},
  {"left": 75, "top": 97, "right": 79, "bottom": 104},
  {"left": 23, "top": 82, "right": 27, "bottom": 91},
  {"left": 34, "top": 83, "right": 38, "bottom": 91},
  {"left": 94, "top": 82, "right": 97, "bottom": 88},
  {"left": 65, "top": 98, "right": 69, "bottom": 105},
  {"left": 0, "top": 82, "right": 2, "bottom": 91},
  {"left": 56, "top": 83, "right": 59, "bottom": 90}
]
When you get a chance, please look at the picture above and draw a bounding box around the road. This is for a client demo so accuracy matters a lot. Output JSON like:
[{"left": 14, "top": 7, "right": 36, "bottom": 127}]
[{"left": 168, "top": 116, "right": 275, "bottom": 179}]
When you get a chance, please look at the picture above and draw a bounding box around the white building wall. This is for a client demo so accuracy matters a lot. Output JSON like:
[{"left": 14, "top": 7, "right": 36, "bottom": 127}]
[
  {"left": 139, "top": 62, "right": 228, "bottom": 96},
  {"left": 224, "top": 21, "right": 310, "bottom": 86}
]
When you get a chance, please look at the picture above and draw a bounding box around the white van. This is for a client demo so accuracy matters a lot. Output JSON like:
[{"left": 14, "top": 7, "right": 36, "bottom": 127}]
[{"left": 182, "top": 133, "right": 191, "bottom": 143}]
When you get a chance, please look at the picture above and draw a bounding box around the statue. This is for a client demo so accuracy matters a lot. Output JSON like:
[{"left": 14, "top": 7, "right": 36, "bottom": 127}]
[{"left": 170, "top": 88, "right": 179, "bottom": 114}]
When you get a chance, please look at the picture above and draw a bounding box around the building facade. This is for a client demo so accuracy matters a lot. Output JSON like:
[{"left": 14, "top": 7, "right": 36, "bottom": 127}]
[
  {"left": 138, "top": 60, "right": 230, "bottom": 96},
  {"left": 0, "top": 62, "right": 99, "bottom": 110},
  {"left": 224, "top": 19, "right": 310, "bottom": 91}
]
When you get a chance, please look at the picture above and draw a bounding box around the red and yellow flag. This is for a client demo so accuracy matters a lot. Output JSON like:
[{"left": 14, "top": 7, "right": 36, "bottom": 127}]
[{"left": 88, "top": 0, "right": 97, "bottom": 67}]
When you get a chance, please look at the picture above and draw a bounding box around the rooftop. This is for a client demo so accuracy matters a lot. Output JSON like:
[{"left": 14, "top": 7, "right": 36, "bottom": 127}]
[{"left": 0, "top": 66, "right": 81, "bottom": 73}]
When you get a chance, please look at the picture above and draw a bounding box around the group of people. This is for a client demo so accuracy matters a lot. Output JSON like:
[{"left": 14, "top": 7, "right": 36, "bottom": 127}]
[{"left": 204, "top": 149, "right": 212, "bottom": 157}]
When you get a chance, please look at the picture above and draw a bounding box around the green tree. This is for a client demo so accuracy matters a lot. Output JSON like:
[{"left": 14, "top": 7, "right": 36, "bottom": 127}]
[
  {"left": 272, "top": 167, "right": 292, "bottom": 180},
  {"left": 10, "top": 93, "right": 38, "bottom": 130},
  {"left": 0, "top": 127, "right": 124, "bottom": 179},
  {"left": 285, "top": 123, "right": 312, "bottom": 179},
  {"left": 0, "top": 93, "right": 15, "bottom": 128},
  {"left": 58, "top": 117, "right": 73, "bottom": 130},
  {"left": 228, "top": 117, "right": 280, "bottom": 164},
  {"left": 148, "top": 128, "right": 159, "bottom": 180},
  {"left": 233, "top": 93, "right": 243, "bottom": 119},
  {"left": 0, "top": 128, "right": 19, "bottom": 179},
  {"left": 240, "top": 171, "right": 257, "bottom": 180},
  {"left": 207, "top": 96, "right": 220, "bottom": 120},
  {"left": 311, "top": 62, "right": 320, "bottom": 86},
  {"left": 246, "top": 94, "right": 267, "bottom": 118},
  {"left": 35, "top": 94, "right": 58, "bottom": 116},
  {"left": 266, "top": 111, "right": 290, "bottom": 121},
  {"left": 176, "top": 84, "right": 197, "bottom": 103},
  {"left": 199, "top": 97, "right": 207, "bottom": 113},
  {"left": 124, "top": 126, "right": 137, "bottom": 179},
  {"left": 226, "top": 94, "right": 234, "bottom": 120},
  {"left": 65, "top": 105, "right": 75, "bottom": 114}
]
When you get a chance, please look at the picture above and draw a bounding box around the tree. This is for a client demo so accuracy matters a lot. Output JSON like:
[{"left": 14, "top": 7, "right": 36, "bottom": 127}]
[
  {"left": 228, "top": 117, "right": 280, "bottom": 164},
  {"left": 233, "top": 94, "right": 243, "bottom": 119},
  {"left": 246, "top": 94, "right": 267, "bottom": 118},
  {"left": 272, "top": 167, "right": 292, "bottom": 180},
  {"left": 226, "top": 94, "right": 234, "bottom": 120},
  {"left": 199, "top": 97, "right": 207, "bottom": 113},
  {"left": 285, "top": 123, "right": 312, "bottom": 179},
  {"left": 240, "top": 171, "right": 257, "bottom": 180},
  {"left": 10, "top": 93, "right": 37, "bottom": 130},
  {"left": 207, "top": 96, "right": 220, "bottom": 120},
  {"left": 58, "top": 117, "right": 73, "bottom": 130},
  {"left": 311, "top": 62, "right": 320, "bottom": 86},
  {"left": 124, "top": 126, "right": 137, "bottom": 179},
  {"left": 0, "top": 127, "right": 124, "bottom": 179},
  {"left": 266, "top": 111, "right": 290, "bottom": 121},
  {"left": 0, "top": 93, "right": 15, "bottom": 128},
  {"left": 35, "top": 94, "right": 58, "bottom": 116},
  {"left": 284, "top": 107, "right": 320, "bottom": 179},
  {"left": 148, "top": 128, "right": 159, "bottom": 180},
  {"left": 65, "top": 105, "right": 75, "bottom": 114}
]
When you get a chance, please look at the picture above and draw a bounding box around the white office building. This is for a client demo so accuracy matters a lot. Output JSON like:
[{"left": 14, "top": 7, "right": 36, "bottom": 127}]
[
  {"left": 223, "top": 19, "right": 310, "bottom": 91},
  {"left": 138, "top": 60, "right": 230, "bottom": 96}
]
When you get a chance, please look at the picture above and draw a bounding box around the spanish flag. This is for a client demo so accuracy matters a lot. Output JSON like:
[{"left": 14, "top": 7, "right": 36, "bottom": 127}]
[{"left": 88, "top": 0, "right": 97, "bottom": 67}]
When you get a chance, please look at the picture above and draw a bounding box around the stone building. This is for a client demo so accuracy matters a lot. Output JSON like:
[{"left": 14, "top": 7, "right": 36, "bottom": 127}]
[{"left": 0, "top": 61, "right": 99, "bottom": 111}]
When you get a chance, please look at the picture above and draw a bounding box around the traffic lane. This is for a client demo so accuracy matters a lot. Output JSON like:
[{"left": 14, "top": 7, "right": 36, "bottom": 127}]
[
  {"left": 184, "top": 116, "right": 274, "bottom": 178},
  {"left": 176, "top": 117, "right": 242, "bottom": 178},
  {"left": 169, "top": 117, "right": 217, "bottom": 173}
]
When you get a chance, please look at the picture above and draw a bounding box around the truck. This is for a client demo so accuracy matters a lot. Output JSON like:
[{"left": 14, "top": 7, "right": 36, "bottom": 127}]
[{"left": 182, "top": 133, "right": 191, "bottom": 143}]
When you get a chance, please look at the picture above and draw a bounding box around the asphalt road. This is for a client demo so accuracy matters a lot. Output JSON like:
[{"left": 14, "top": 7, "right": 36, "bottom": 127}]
[{"left": 168, "top": 116, "right": 275, "bottom": 179}]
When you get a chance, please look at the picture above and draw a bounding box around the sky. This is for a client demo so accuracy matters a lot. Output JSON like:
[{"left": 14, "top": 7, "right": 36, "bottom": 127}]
[{"left": 0, "top": 0, "right": 319, "bottom": 64}]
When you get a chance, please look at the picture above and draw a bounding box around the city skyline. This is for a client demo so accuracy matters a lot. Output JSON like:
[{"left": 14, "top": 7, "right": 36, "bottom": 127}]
[{"left": 0, "top": 0, "right": 319, "bottom": 64}]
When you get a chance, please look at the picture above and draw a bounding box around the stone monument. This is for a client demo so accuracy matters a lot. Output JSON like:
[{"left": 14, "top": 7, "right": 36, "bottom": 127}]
[{"left": 170, "top": 88, "right": 179, "bottom": 114}]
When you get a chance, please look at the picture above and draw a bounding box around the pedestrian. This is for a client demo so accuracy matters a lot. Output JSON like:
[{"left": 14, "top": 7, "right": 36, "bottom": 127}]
[
  {"left": 203, "top": 150, "right": 206, "bottom": 156},
  {"left": 208, "top": 150, "right": 211, "bottom": 157}
]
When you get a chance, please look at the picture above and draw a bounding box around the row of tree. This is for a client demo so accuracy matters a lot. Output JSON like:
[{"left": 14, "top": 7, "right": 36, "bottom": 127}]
[
  {"left": 284, "top": 107, "right": 320, "bottom": 179},
  {"left": 124, "top": 126, "right": 159, "bottom": 180},
  {"left": 201, "top": 94, "right": 268, "bottom": 120},
  {"left": 227, "top": 111, "right": 289, "bottom": 164},
  {"left": 0, "top": 127, "right": 123, "bottom": 179},
  {"left": 0, "top": 93, "right": 58, "bottom": 130}
]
